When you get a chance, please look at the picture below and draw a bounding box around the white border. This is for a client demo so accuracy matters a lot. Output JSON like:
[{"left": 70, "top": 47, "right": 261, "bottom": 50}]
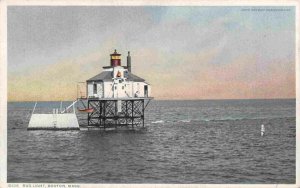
[
  {"left": 0, "top": 0, "right": 299, "bottom": 188},
  {"left": 0, "top": 0, "right": 7, "bottom": 185}
]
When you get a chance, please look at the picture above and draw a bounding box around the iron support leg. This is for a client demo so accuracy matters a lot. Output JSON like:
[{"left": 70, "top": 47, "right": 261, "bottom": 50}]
[{"left": 142, "top": 100, "right": 145, "bottom": 127}]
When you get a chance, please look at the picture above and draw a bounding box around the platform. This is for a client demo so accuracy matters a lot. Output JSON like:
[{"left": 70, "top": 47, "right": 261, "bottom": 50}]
[
  {"left": 83, "top": 97, "right": 154, "bottom": 101},
  {"left": 28, "top": 114, "right": 80, "bottom": 130}
]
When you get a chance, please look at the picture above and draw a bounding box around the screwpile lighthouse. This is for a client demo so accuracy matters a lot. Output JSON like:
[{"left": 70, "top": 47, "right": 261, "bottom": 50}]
[
  {"left": 81, "top": 49, "right": 153, "bottom": 129},
  {"left": 28, "top": 49, "right": 152, "bottom": 130}
]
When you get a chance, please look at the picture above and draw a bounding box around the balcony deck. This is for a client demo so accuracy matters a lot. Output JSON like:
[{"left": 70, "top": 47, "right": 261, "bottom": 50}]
[{"left": 79, "top": 97, "right": 154, "bottom": 101}]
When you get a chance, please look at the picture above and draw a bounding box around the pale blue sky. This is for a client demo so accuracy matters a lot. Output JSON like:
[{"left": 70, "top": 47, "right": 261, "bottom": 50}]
[{"left": 8, "top": 6, "right": 296, "bottom": 100}]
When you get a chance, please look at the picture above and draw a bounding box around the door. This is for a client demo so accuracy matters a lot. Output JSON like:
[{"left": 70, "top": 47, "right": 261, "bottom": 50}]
[
  {"left": 93, "top": 83, "right": 97, "bottom": 97},
  {"left": 144, "top": 85, "right": 148, "bottom": 97}
]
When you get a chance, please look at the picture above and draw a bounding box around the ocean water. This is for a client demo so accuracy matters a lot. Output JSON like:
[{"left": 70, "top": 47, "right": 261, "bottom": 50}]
[{"left": 7, "top": 99, "right": 295, "bottom": 183}]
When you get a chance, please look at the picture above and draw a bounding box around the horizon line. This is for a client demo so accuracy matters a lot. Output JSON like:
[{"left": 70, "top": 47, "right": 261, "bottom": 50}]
[{"left": 7, "top": 97, "right": 296, "bottom": 102}]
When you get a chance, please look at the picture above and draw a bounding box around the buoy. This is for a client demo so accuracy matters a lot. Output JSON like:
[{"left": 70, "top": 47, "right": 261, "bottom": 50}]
[{"left": 261, "top": 124, "right": 265, "bottom": 136}]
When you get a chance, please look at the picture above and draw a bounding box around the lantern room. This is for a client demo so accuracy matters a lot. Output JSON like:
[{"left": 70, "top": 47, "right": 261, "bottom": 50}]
[{"left": 110, "top": 49, "right": 121, "bottom": 67}]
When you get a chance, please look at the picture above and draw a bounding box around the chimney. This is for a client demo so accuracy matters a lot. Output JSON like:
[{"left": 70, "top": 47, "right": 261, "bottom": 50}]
[{"left": 127, "top": 51, "right": 131, "bottom": 72}]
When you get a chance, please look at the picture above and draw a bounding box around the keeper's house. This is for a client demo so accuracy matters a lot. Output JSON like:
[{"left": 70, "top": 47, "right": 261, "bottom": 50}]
[{"left": 86, "top": 50, "right": 151, "bottom": 99}]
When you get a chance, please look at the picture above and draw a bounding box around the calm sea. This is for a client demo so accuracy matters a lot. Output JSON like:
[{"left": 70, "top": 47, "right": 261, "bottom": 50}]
[{"left": 7, "top": 99, "right": 296, "bottom": 183}]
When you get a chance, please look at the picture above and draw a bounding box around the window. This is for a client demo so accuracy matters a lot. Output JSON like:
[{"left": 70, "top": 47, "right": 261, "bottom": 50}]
[{"left": 93, "top": 84, "right": 97, "bottom": 94}]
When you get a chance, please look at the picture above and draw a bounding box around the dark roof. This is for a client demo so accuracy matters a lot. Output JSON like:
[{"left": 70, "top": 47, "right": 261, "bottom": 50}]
[
  {"left": 87, "top": 71, "right": 145, "bottom": 82},
  {"left": 127, "top": 72, "right": 145, "bottom": 82},
  {"left": 87, "top": 71, "right": 112, "bottom": 82}
]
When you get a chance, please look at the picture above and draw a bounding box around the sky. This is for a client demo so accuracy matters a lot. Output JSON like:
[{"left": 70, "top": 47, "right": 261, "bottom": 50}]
[{"left": 8, "top": 6, "right": 295, "bottom": 101}]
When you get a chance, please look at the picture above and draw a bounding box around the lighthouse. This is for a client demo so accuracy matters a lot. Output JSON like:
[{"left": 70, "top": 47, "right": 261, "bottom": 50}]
[
  {"left": 82, "top": 50, "right": 153, "bottom": 129},
  {"left": 27, "top": 49, "right": 152, "bottom": 130}
]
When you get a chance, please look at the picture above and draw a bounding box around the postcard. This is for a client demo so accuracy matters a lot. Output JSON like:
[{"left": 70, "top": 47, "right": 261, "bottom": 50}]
[{"left": 0, "top": 0, "right": 299, "bottom": 188}]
